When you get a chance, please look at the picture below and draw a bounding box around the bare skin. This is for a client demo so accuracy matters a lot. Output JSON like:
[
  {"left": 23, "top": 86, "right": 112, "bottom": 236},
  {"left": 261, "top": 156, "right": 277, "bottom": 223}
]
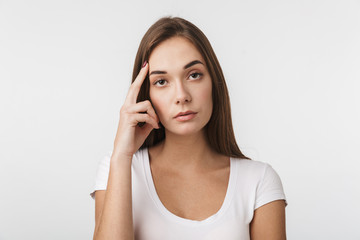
[
  {"left": 250, "top": 200, "right": 287, "bottom": 239},
  {"left": 148, "top": 141, "right": 231, "bottom": 221},
  {"left": 93, "top": 36, "right": 286, "bottom": 239}
]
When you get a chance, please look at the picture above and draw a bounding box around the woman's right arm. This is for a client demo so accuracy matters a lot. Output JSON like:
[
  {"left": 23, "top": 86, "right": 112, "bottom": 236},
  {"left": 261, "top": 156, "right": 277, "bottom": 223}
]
[
  {"left": 93, "top": 61, "right": 159, "bottom": 240},
  {"left": 93, "top": 154, "right": 134, "bottom": 240}
]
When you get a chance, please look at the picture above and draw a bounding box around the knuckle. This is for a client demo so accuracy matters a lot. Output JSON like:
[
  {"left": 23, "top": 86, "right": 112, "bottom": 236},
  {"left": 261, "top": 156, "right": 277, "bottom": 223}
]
[
  {"left": 144, "top": 100, "right": 151, "bottom": 106},
  {"left": 120, "top": 105, "right": 129, "bottom": 114},
  {"left": 120, "top": 104, "right": 127, "bottom": 111}
]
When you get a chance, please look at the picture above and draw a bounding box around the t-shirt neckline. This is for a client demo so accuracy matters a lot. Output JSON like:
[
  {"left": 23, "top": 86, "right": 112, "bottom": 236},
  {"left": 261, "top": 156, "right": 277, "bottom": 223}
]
[{"left": 143, "top": 147, "right": 237, "bottom": 226}]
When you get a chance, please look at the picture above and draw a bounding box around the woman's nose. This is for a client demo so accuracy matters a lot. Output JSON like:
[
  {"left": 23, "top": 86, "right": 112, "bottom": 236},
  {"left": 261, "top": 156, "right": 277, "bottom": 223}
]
[{"left": 175, "top": 81, "right": 191, "bottom": 104}]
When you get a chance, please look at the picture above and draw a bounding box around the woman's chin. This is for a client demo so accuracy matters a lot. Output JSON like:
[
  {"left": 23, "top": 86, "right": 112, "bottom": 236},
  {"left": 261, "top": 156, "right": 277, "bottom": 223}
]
[{"left": 164, "top": 124, "right": 205, "bottom": 137}]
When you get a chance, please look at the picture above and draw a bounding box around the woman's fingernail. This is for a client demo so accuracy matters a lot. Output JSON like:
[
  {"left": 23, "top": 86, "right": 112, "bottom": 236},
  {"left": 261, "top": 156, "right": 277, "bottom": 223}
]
[{"left": 142, "top": 60, "right": 147, "bottom": 68}]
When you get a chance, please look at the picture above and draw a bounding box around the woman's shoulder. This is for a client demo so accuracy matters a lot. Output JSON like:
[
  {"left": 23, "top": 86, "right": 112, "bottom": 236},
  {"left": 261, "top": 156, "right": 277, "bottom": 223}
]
[
  {"left": 234, "top": 157, "right": 269, "bottom": 169},
  {"left": 232, "top": 158, "right": 288, "bottom": 209},
  {"left": 233, "top": 157, "right": 278, "bottom": 180}
]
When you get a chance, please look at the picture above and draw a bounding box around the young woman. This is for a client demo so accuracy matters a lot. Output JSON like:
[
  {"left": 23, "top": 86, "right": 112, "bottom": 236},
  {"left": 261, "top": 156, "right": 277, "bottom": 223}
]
[{"left": 90, "top": 16, "right": 288, "bottom": 240}]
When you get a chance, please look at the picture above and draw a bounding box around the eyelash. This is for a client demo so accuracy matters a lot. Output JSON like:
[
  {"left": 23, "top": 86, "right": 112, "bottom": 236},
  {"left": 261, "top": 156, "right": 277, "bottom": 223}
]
[{"left": 153, "top": 72, "right": 203, "bottom": 86}]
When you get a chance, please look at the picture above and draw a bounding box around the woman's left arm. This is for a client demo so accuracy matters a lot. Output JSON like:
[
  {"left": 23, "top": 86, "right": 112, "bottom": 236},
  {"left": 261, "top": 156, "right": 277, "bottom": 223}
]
[{"left": 250, "top": 199, "right": 287, "bottom": 240}]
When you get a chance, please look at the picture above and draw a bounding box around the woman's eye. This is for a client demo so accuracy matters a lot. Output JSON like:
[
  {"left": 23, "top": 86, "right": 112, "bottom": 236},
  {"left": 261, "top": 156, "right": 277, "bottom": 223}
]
[
  {"left": 189, "top": 72, "right": 203, "bottom": 80},
  {"left": 154, "top": 79, "right": 167, "bottom": 86}
]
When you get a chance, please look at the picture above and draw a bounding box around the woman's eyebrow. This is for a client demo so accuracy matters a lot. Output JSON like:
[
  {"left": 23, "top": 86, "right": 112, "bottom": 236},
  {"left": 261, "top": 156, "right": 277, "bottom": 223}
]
[
  {"left": 149, "top": 60, "right": 204, "bottom": 76},
  {"left": 184, "top": 60, "right": 203, "bottom": 69}
]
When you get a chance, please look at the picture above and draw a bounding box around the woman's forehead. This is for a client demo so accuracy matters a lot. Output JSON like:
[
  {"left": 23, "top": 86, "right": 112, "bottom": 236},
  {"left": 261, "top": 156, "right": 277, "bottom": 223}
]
[{"left": 148, "top": 37, "right": 205, "bottom": 71}]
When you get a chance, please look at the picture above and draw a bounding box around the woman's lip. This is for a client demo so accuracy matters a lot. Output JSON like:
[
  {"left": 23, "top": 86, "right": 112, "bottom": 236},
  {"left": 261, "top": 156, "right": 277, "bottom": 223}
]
[
  {"left": 175, "top": 113, "right": 197, "bottom": 121},
  {"left": 174, "top": 111, "right": 196, "bottom": 118}
]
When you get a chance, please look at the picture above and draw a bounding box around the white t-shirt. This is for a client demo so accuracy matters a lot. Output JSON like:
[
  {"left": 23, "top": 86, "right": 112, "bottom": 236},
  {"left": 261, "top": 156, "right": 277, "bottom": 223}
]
[{"left": 90, "top": 147, "right": 288, "bottom": 240}]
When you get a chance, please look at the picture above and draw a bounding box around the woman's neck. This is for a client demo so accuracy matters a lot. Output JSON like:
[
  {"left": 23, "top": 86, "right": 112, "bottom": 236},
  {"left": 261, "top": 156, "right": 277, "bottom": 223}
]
[{"left": 149, "top": 130, "right": 224, "bottom": 172}]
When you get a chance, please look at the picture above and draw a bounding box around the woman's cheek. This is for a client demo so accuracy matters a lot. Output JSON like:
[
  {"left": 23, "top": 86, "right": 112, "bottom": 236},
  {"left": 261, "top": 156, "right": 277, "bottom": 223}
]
[
  {"left": 199, "top": 81, "right": 213, "bottom": 118},
  {"left": 198, "top": 81, "right": 212, "bottom": 102}
]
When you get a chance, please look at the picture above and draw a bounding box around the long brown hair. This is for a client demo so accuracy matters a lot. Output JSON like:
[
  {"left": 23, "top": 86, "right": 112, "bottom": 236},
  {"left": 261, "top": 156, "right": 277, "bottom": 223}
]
[{"left": 132, "top": 16, "right": 250, "bottom": 160}]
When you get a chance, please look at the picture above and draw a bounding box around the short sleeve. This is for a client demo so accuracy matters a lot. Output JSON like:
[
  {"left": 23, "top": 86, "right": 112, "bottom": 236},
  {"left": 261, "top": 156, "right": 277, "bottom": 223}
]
[
  {"left": 254, "top": 163, "right": 288, "bottom": 210},
  {"left": 90, "top": 151, "right": 112, "bottom": 200}
]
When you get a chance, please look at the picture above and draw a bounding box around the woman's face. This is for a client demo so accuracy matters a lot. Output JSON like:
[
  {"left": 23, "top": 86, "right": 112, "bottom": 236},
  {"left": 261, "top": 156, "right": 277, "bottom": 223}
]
[{"left": 148, "top": 36, "right": 213, "bottom": 136}]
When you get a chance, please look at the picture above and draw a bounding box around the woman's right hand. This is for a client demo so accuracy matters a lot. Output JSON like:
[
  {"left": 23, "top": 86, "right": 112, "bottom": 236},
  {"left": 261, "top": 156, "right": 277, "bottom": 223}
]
[{"left": 112, "top": 61, "right": 160, "bottom": 158}]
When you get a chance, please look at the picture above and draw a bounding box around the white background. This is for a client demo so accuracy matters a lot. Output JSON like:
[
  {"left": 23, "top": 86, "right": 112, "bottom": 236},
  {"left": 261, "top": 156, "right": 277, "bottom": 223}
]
[{"left": 1, "top": 0, "right": 359, "bottom": 239}]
